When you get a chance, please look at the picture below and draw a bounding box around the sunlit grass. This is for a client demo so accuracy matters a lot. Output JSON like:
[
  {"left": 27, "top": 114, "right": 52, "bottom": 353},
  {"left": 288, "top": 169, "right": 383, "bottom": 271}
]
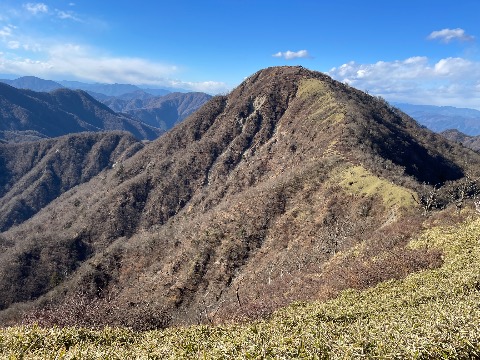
[
  {"left": 339, "top": 165, "right": 417, "bottom": 210},
  {"left": 2, "top": 214, "right": 480, "bottom": 358},
  {"left": 297, "top": 78, "right": 345, "bottom": 125}
]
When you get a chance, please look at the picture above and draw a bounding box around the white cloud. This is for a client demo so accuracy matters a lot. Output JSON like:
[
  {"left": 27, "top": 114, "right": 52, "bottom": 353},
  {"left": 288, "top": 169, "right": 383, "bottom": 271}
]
[
  {"left": 7, "top": 40, "right": 20, "bottom": 49},
  {"left": 168, "top": 79, "right": 228, "bottom": 93},
  {"left": 56, "top": 10, "right": 81, "bottom": 22},
  {"left": 0, "top": 25, "right": 15, "bottom": 39},
  {"left": 427, "top": 28, "right": 474, "bottom": 43},
  {"left": 273, "top": 50, "right": 311, "bottom": 60},
  {"left": 0, "top": 43, "right": 228, "bottom": 93},
  {"left": 23, "top": 3, "right": 48, "bottom": 15},
  {"left": 328, "top": 56, "right": 480, "bottom": 109}
]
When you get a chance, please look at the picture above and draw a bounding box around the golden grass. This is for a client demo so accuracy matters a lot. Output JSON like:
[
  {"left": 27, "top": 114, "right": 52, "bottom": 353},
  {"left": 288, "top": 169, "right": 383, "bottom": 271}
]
[
  {"left": 2, "top": 213, "right": 480, "bottom": 359},
  {"left": 297, "top": 79, "right": 345, "bottom": 125},
  {"left": 338, "top": 165, "right": 417, "bottom": 210}
]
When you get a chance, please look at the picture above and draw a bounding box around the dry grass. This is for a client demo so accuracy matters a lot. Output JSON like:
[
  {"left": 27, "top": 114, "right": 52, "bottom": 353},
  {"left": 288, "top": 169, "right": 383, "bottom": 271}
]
[
  {"left": 338, "top": 165, "right": 417, "bottom": 210},
  {"left": 2, "top": 210, "right": 480, "bottom": 358}
]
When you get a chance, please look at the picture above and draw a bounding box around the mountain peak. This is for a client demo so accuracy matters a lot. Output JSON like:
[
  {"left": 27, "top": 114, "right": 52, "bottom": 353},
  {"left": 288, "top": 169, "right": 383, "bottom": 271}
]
[{"left": 1, "top": 66, "right": 479, "bottom": 329}]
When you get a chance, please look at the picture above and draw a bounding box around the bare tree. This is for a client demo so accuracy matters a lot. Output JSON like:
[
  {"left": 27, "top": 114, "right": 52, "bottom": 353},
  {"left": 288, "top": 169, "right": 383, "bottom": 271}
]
[{"left": 412, "top": 183, "right": 439, "bottom": 216}]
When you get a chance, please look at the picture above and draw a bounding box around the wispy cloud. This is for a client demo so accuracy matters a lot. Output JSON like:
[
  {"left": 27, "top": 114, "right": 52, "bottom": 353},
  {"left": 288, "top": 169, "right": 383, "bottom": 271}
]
[
  {"left": 168, "top": 79, "right": 228, "bottom": 93},
  {"left": 56, "top": 10, "right": 81, "bottom": 22},
  {"left": 7, "top": 40, "right": 20, "bottom": 49},
  {"left": 328, "top": 56, "right": 480, "bottom": 109},
  {"left": 0, "top": 25, "right": 15, "bottom": 39},
  {"left": 21, "top": 2, "right": 83, "bottom": 22},
  {"left": 23, "top": 3, "right": 48, "bottom": 15},
  {"left": 427, "top": 28, "right": 475, "bottom": 43},
  {"left": 0, "top": 2, "right": 227, "bottom": 93},
  {"left": 272, "top": 50, "right": 311, "bottom": 60},
  {"left": 0, "top": 43, "right": 228, "bottom": 93}
]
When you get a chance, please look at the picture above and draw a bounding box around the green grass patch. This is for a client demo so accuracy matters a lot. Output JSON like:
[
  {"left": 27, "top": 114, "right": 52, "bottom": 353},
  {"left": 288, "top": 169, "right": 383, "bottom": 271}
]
[{"left": 2, "top": 215, "right": 480, "bottom": 358}]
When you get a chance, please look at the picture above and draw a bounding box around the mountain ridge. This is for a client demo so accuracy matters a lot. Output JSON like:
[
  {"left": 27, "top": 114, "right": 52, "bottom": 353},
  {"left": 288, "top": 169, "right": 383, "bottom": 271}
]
[
  {"left": 441, "top": 128, "right": 480, "bottom": 152},
  {"left": 1, "top": 76, "right": 211, "bottom": 135},
  {"left": 0, "top": 131, "right": 143, "bottom": 232},
  {"left": 0, "top": 82, "right": 162, "bottom": 143},
  {"left": 395, "top": 102, "right": 480, "bottom": 135},
  {"left": 1, "top": 66, "right": 479, "bottom": 329}
]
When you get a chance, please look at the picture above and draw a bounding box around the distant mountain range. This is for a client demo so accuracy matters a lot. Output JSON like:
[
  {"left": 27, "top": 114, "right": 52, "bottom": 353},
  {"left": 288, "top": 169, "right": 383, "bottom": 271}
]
[
  {"left": 0, "top": 76, "right": 64, "bottom": 92},
  {"left": 0, "top": 76, "right": 173, "bottom": 96},
  {"left": 0, "top": 76, "right": 186, "bottom": 97},
  {"left": 0, "top": 82, "right": 162, "bottom": 142},
  {"left": 0, "top": 76, "right": 212, "bottom": 137},
  {"left": 102, "top": 92, "right": 212, "bottom": 131},
  {"left": 394, "top": 103, "right": 480, "bottom": 136}
]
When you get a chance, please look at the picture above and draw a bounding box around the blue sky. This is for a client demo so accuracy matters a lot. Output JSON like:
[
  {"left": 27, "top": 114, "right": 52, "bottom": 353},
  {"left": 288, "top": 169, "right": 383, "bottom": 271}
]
[{"left": 0, "top": 1, "right": 479, "bottom": 108}]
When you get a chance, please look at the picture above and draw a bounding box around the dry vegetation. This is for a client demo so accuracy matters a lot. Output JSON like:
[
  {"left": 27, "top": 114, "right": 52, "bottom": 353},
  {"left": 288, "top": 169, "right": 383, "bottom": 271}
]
[
  {"left": 0, "top": 82, "right": 162, "bottom": 143},
  {"left": 1, "top": 208, "right": 480, "bottom": 358},
  {"left": 1, "top": 66, "right": 480, "bottom": 335},
  {"left": 0, "top": 132, "right": 143, "bottom": 232}
]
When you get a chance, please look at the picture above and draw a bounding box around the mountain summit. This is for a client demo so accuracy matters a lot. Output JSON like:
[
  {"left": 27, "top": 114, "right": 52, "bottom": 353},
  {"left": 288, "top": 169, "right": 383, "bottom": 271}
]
[{"left": 1, "top": 66, "right": 479, "bottom": 328}]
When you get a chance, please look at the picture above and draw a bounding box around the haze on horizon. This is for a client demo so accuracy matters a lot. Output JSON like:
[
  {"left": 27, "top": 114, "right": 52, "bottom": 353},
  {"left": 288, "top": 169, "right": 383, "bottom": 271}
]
[{"left": 0, "top": 0, "right": 479, "bottom": 109}]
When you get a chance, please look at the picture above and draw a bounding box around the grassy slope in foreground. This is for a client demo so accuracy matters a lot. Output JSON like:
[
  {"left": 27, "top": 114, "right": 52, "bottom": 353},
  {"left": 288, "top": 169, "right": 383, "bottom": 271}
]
[{"left": 1, "top": 210, "right": 480, "bottom": 358}]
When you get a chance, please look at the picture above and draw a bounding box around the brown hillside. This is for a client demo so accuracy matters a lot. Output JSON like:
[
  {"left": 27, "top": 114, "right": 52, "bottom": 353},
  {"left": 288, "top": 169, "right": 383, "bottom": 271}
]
[
  {"left": 0, "top": 131, "right": 143, "bottom": 232},
  {"left": 102, "top": 92, "right": 212, "bottom": 131},
  {"left": 441, "top": 129, "right": 480, "bottom": 152},
  {"left": 0, "top": 83, "right": 162, "bottom": 142},
  {"left": 1, "top": 66, "right": 479, "bottom": 329}
]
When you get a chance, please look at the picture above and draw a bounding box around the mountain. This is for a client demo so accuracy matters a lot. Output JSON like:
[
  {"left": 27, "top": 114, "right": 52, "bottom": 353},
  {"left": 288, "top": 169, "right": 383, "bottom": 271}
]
[
  {"left": 141, "top": 88, "right": 171, "bottom": 96},
  {"left": 1, "top": 77, "right": 209, "bottom": 133},
  {"left": 441, "top": 128, "right": 480, "bottom": 152},
  {"left": 59, "top": 81, "right": 144, "bottom": 96},
  {"left": 0, "top": 131, "right": 143, "bottom": 232},
  {"left": 0, "top": 83, "right": 162, "bottom": 143},
  {"left": 0, "top": 76, "right": 63, "bottom": 92},
  {"left": 394, "top": 103, "right": 480, "bottom": 135},
  {"left": 0, "top": 66, "right": 479, "bottom": 330},
  {"left": 2, "top": 77, "right": 171, "bottom": 97},
  {"left": 59, "top": 81, "right": 170, "bottom": 97},
  {"left": 102, "top": 92, "right": 212, "bottom": 130}
]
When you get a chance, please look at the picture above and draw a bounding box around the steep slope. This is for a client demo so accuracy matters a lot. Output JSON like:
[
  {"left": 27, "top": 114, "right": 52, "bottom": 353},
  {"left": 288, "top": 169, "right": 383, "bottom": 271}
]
[
  {"left": 441, "top": 129, "right": 480, "bottom": 152},
  {"left": 102, "top": 92, "right": 212, "bottom": 131},
  {"left": 0, "top": 83, "right": 162, "bottom": 142},
  {"left": 3, "top": 210, "right": 480, "bottom": 357},
  {"left": 0, "top": 131, "right": 143, "bottom": 232},
  {"left": 1, "top": 66, "right": 479, "bottom": 329}
]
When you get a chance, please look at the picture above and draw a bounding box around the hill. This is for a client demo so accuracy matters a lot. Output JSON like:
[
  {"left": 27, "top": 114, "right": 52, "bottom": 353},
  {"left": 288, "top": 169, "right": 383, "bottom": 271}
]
[
  {"left": 0, "top": 83, "right": 162, "bottom": 143},
  {"left": 0, "top": 66, "right": 479, "bottom": 330},
  {"left": 395, "top": 102, "right": 480, "bottom": 135},
  {"left": 102, "top": 92, "right": 212, "bottom": 130},
  {"left": 2, "top": 210, "right": 480, "bottom": 357},
  {"left": 1, "top": 76, "right": 210, "bottom": 134},
  {"left": 441, "top": 129, "right": 480, "bottom": 152},
  {"left": 0, "top": 131, "right": 143, "bottom": 232}
]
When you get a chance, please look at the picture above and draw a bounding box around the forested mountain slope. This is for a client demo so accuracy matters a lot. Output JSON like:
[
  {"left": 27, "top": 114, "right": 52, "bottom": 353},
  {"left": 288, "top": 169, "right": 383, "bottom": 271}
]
[{"left": 1, "top": 66, "right": 479, "bottom": 330}]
